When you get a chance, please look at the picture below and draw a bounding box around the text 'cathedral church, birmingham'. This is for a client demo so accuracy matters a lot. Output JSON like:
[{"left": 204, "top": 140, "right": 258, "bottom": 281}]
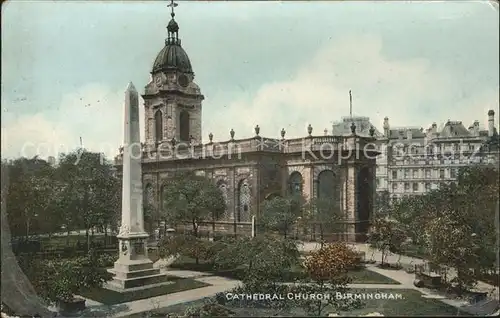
[{"left": 114, "top": 3, "right": 378, "bottom": 242}]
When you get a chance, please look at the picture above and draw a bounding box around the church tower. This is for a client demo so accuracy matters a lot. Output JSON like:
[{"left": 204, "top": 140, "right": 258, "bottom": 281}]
[{"left": 142, "top": 1, "right": 204, "bottom": 146}]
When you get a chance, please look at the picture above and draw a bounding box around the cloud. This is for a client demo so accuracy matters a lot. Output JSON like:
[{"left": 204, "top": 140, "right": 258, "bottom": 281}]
[
  {"left": 204, "top": 33, "right": 498, "bottom": 141},
  {"left": 1, "top": 83, "right": 145, "bottom": 161},
  {"left": 1, "top": 33, "right": 497, "bottom": 160}
]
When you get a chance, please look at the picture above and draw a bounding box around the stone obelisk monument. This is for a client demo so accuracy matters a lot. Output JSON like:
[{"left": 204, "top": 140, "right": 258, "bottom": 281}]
[{"left": 108, "top": 82, "right": 168, "bottom": 291}]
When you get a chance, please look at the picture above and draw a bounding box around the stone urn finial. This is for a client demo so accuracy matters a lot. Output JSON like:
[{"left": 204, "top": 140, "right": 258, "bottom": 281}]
[
  {"left": 208, "top": 132, "right": 213, "bottom": 143},
  {"left": 307, "top": 124, "right": 313, "bottom": 136},
  {"left": 254, "top": 125, "right": 260, "bottom": 136},
  {"left": 369, "top": 126, "right": 375, "bottom": 137},
  {"left": 324, "top": 128, "right": 328, "bottom": 136},
  {"left": 230, "top": 128, "right": 235, "bottom": 140},
  {"left": 350, "top": 122, "right": 356, "bottom": 134},
  {"left": 281, "top": 128, "right": 286, "bottom": 139}
]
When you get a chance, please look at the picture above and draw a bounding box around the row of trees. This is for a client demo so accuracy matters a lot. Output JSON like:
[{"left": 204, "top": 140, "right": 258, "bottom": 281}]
[
  {"left": 3, "top": 150, "right": 121, "bottom": 249},
  {"left": 4, "top": 149, "right": 351, "bottom": 248},
  {"left": 159, "top": 171, "right": 347, "bottom": 245},
  {"left": 369, "top": 165, "right": 498, "bottom": 291}
]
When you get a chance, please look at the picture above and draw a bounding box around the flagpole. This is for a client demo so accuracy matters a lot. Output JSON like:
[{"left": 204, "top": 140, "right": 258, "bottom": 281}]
[{"left": 349, "top": 90, "right": 353, "bottom": 118}]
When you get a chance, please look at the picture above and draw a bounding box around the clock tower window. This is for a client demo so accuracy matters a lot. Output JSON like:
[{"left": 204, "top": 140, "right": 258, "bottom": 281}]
[
  {"left": 154, "top": 110, "right": 163, "bottom": 143},
  {"left": 179, "top": 110, "right": 190, "bottom": 142}
]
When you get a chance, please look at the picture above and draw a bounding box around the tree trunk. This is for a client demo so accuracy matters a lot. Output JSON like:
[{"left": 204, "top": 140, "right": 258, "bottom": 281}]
[
  {"left": 104, "top": 226, "right": 108, "bottom": 246},
  {"left": 319, "top": 224, "right": 324, "bottom": 248},
  {"left": 316, "top": 281, "right": 325, "bottom": 316},
  {"left": 86, "top": 228, "right": 90, "bottom": 252},
  {"left": 193, "top": 220, "right": 199, "bottom": 265},
  {"left": 25, "top": 218, "right": 30, "bottom": 240}
]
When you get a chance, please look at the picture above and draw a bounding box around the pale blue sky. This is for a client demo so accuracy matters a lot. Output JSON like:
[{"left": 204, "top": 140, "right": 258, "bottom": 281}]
[{"left": 1, "top": 0, "right": 499, "bottom": 159}]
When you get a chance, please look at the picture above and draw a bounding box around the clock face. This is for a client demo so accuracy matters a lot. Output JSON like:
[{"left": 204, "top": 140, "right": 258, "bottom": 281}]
[
  {"left": 178, "top": 74, "right": 189, "bottom": 87},
  {"left": 155, "top": 75, "right": 162, "bottom": 87}
]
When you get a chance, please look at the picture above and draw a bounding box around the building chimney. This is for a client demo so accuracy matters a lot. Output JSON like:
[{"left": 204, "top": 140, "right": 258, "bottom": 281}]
[
  {"left": 432, "top": 122, "right": 437, "bottom": 134},
  {"left": 468, "top": 124, "right": 474, "bottom": 135},
  {"left": 488, "top": 110, "right": 495, "bottom": 137},
  {"left": 383, "top": 117, "right": 390, "bottom": 137},
  {"left": 47, "top": 156, "right": 56, "bottom": 166},
  {"left": 474, "top": 120, "right": 480, "bottom": 136},
  {"left": 406, "top": 129, "right": 412, "bottom": 140}
]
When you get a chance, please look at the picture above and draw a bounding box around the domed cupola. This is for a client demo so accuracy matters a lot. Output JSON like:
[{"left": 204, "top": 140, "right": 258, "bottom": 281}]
[{"left": 152, "top": 1, "right": 193, "bottom": 74}]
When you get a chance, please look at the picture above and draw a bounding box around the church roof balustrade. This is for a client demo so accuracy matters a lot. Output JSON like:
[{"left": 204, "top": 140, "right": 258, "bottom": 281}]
[{"left": 113, "top": 134, "right": 378, "bottom": 165}]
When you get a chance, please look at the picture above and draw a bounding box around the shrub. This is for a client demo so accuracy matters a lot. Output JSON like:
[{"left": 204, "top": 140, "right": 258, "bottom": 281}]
[
  {"left": 184, "top": 301, "right": 235, "bottom": 317},
  {"left": 97, "top": 253, "right": 116, "bottom": 268},
  {"left": 158, "top": 234, "right": 221, "bottom": 264},
  {"left": 31, "top": 256, "right": 112, "bottom": 304},
  {"left": 304, "top": 243, "right": 358, "bottom": 281}
]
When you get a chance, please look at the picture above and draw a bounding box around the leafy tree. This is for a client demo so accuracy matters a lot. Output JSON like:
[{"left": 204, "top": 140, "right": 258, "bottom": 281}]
[
  {"left": 217, "top": 235, "right": 301, "bottom": 311},
  {"left": 161, "top": 171, "right": 226, "bottom": 239},
  {"left": 303, "top": 196, "right": 344, "bottom": 247},
  {"left": 4, "top": 157, "right": 58, "bottom": 238},
  {"left": 259, "top": 194, "right": 303, "bottom": 238},
  {"left": 29, "top": 252, "right": 112, "bottom": 305},
  {"left": 158, "top": 234, "right": 217, "bottom": 264},
  {"left": 367, "top": 217, "right": 406, "bottom": 265},
  {"left": 215, "top": 235, "right": 301, "bottom": 283},
  {"left": 56, "top": 150, "right": 119, "bottom": 250},
  {"left": 292, "top": 243, "right": 362, "bottom": 316},
  {"left": 374, "top": 190, "right": 391, "bottom": 217}
]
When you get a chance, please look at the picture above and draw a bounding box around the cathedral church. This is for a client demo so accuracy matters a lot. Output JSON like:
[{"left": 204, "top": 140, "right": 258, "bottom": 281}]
[{"left": 115, "top": 3, "right": 378, "bottom": 242}]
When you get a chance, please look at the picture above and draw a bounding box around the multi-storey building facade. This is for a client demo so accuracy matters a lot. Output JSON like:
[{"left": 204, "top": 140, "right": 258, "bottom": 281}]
[{"left": 332, "top": 111, "right": 499, "bottom": 203}]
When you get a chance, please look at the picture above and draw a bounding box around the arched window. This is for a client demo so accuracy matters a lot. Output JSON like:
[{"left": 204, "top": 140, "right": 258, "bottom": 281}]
[
  {"left": 179, "top": 110, "right": 190, "bottom": 142},
  {"left": 237, "top": 179, "right": 251, "bottom": 222},
  {"left": 160, "top": 184, "right": 167, "bottom": 211},
  {"left": 154, "top": 111, "right": 163, "bottom": 143},
  {"left": 144, "top": 183, "right": 155, "bottom": 220},
  {"left": 317, "top": 170, "right": 335, "bottom": 199},
  {"left": 217, "top": 181, "right": 229, "bottom": 220},
  {"left": 289, "top": 172, "right": 303, "bottom": 196}
]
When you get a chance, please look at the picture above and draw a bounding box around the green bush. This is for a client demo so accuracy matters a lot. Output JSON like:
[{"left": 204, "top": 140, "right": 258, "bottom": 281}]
[
  {"left": 31, "top": 255, "right": 112, "bottom": 304},
  {"left": 184, "top": 299, "right": 236, "bottom": 317},
  {"left": 158, "top": 234, "right": 223, "bottom": 263},
  {"left": 97, "top": 253, "right": 116, "bottom": 268}
]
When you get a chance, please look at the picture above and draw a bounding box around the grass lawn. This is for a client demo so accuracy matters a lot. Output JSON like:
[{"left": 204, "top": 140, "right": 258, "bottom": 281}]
[
  {"left": 130, "top": 289, "right": 471, "bottom": 317},
  {"left": 170, "top": 257, "right": 400, "bottom": 285},
  {"left": 79, "top": 276, "right": 210, "bottom": 305}
]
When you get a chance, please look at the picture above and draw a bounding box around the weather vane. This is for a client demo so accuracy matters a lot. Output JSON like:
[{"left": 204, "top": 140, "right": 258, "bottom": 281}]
[{"left": 168, "top": 0, "right": 178, "bottom": 18}]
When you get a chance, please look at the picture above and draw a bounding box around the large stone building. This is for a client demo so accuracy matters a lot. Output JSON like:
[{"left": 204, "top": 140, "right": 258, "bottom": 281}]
[
  {"left": 331, "top": 111, "right": 499, "bottom": 204},
  {"left": 114, "top": 6, "right": 379, "bottom": 241}
]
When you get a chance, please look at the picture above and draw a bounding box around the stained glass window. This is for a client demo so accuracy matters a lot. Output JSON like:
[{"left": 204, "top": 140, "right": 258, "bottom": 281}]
[
  {"left": 317, "top": 170, "right": 335, "bottom": 199},
  {"left": 218, "top": 182, "right": 229, "bottom": 220},
  {"left": 289, "top": 172, "right": 303, "bottom": 196},
  {"left": 144, "top": 184, "right": 154, "bottom": 205},
  {"left": 238, "top": 179, "right": 251, "bottom": 222}
]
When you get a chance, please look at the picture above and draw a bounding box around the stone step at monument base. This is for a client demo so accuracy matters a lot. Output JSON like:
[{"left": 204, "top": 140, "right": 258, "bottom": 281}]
[
  {"left": 107, "top": 267, "right": 161, "bottom": 279},
  {"left": 104, "top": 279, "right": 174, "bottom": 293},
  {"left": 112, "top": 259, "right": 155, "bottom": 272},
  {"left": 107, "top": 272, "right": 170, "bottom": 290}
]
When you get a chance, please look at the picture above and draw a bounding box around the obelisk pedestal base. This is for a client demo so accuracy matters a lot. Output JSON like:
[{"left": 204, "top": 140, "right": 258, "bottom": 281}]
[{"left": 107, "top": 233, "right": 169, "bottom": 291}]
